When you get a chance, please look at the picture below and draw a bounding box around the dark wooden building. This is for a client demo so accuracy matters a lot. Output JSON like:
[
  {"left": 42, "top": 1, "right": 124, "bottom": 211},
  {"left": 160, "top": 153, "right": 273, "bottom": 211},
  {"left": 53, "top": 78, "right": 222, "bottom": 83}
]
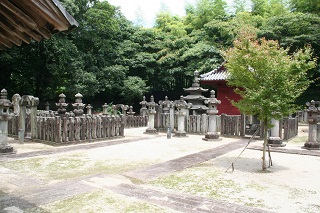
[{"left": 200, "top": 62, "right": 241, "bottom": 115}]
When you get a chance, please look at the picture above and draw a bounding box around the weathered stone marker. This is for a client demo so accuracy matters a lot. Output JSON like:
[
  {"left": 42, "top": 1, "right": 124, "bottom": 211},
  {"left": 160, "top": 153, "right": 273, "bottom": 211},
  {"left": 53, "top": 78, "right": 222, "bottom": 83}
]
[
  {"left": 12, "top": 94, "right": 21, "bottom": 115},
  {"left": 0, "top": 89, "right": 14, "bottom": 153},
  {"left": 203, "top": 90, "right": 221, "bottom": 141}
]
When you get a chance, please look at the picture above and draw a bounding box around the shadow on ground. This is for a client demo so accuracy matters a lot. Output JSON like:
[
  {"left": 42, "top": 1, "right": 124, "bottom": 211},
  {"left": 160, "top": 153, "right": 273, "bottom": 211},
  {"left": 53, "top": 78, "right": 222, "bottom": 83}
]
[{"left": 0, "top": 191, "right": 49, "bottom": 213}]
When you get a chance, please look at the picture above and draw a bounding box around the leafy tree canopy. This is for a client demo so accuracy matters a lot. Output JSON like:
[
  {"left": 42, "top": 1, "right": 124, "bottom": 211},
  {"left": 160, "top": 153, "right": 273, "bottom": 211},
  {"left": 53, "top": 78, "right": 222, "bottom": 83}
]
[{"left": 223, "top": 30, "right": 317, "bottom": 169}]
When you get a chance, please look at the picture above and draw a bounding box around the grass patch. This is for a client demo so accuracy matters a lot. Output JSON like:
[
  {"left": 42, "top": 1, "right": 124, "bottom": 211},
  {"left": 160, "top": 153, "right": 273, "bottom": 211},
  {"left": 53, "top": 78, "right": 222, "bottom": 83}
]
[{"left": 150, "top": 163, "right": 266, "bottom": 208}]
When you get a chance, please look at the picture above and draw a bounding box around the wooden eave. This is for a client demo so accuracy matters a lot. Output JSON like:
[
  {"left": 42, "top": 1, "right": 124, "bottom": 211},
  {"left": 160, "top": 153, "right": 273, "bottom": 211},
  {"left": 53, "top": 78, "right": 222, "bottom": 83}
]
[{"left": 0, "top": 0, "right": 78, "bottom": 50}]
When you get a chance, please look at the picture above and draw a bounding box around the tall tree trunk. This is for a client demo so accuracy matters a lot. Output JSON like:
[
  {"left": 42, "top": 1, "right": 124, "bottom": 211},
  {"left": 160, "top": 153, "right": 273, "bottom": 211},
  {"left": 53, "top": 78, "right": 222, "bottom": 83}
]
[{"left": 262, "top": 118, "right": 268, "bottom": 170}]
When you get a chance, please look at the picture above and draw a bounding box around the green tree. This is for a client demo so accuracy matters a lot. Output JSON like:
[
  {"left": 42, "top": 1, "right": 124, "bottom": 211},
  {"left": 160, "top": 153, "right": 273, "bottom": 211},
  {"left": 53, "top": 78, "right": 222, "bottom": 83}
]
[
  {"left": 121, "top": 76, "right": 149, "bottom": 104},
  {"left": 290, "top": 0, "right": 320, "bottom": 15},
  {"left": 223, "top": 31, "right": 316, "bottom": 170},
  {"left": 259, "top": 13, "right": 320, "bottom": 103},
  {"left": 185, "top": 0, "right": 227, "bottom": 30}
]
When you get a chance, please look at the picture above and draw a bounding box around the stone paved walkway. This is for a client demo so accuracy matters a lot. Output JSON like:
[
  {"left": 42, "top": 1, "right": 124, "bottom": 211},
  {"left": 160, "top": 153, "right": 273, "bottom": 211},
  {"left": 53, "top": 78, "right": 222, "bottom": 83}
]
[{"left": 124, "top": 139, "right": 250, "bottom": 182}]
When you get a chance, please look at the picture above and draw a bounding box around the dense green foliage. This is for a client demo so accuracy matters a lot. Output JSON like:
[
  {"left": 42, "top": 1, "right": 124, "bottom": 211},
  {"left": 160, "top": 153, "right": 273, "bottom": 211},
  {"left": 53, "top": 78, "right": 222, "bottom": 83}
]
[{"left": 1, "top": 0, "right": 319, "bottom": 109}]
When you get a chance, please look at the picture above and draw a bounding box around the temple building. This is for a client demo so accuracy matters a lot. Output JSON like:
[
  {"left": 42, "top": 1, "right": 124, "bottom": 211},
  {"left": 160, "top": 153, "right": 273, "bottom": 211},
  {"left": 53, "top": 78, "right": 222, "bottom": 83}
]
[{"left": 200, "top": 62, "right": 241, "bottom": 115}]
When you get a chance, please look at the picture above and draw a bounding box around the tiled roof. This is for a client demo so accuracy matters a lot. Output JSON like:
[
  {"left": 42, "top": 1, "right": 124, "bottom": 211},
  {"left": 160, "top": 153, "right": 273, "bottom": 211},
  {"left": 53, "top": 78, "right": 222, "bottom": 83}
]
[{"left": 200, "top": 63, "right": 229, "bottom": 81}]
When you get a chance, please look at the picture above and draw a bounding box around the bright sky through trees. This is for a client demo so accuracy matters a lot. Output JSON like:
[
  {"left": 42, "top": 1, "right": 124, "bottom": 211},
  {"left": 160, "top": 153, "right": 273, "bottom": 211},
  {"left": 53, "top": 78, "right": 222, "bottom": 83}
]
[{"left": 107, "top": 0, "right": 234, "bottom": 27}]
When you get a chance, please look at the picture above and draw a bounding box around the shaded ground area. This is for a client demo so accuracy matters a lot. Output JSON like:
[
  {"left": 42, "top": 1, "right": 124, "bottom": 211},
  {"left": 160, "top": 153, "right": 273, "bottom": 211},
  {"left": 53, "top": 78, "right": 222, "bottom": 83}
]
[{"left": 0, "top": 125, "right": 319, "bottom": 212}]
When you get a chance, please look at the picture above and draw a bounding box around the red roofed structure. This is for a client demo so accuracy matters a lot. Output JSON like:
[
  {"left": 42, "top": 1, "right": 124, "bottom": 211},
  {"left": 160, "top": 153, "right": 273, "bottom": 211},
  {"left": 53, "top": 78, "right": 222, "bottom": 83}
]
[{"left": 200, "top": 62, "right": 241, "bottom": 115}]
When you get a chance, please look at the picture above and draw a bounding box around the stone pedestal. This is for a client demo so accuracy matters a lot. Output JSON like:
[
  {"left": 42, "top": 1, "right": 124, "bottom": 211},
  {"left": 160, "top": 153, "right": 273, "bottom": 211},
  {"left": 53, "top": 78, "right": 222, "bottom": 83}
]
[
  {"left": 268, "top": 118, "right": 285, "bottom": 147},
  {"left": 203, "top": 90, "right": 221, "bottom": 141},
  {"left": 175, "top": 111, "right": 187, "bottom": 137}
]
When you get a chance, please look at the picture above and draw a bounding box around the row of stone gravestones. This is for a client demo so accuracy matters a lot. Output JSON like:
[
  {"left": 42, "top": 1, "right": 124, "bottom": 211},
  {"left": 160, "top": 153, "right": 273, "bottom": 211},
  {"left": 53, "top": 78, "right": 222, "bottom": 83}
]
[{"left": 5, "top": 90, "right": 148, "bottom": 148}]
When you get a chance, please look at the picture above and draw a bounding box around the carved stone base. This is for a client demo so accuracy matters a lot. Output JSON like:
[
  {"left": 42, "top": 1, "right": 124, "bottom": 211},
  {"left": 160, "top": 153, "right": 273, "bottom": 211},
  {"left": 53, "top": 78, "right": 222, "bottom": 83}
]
[
  {"left": 268, "top": 137, "right": 286, "bottom": 147},
  {"left": 202, "top": 133, "right": 220, "bottom": 141},
  {"left": 0, "top": 145, "right": 15, "bottom": 154},
  {"left": 303, "top": 141, "right": 320, "bottom": 150},
  {"left": 144, "top": 128, "right": 158, "bottom": 134},
  {"left": 174, "top": 131, "right": 187, "bottom": 137}
]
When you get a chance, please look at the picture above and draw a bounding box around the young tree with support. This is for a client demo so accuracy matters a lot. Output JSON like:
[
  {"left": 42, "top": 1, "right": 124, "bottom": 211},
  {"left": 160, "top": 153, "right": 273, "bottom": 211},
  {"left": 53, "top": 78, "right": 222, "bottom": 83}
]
[{"left": 223, "top": 30, "right": 317, "bottom": 170}]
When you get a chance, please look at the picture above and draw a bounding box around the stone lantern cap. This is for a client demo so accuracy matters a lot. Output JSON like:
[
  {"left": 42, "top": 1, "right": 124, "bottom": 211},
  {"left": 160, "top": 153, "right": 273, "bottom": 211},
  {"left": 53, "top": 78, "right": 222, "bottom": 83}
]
[
  {"left": 159, "top": 96, "right": 173, "bottom": 112},
  {"left": 147, "top": 96, "right": 157, "bottom": 108},
  {"left": 74, "top": 93, "right": 83, "bottom": 103},
  {"left": 140, "top": 96, "right": 148, "bottom": 109},
  {"left": 58, "top": 93, "right": 67, "bottom": 104},
  {"left": 205, "top": 90, "right": 221, "bottom": 106},
  {"left": 175, "top": 96, "right": 192, "bottom": 111},
  {"left": 306, "top": 100, "right": 320, "bottom": 124},
  {"left": 205, "top": 90, "right": 221, "bottom": 114},
  {"left": 0, "top": 89, "right": 12, "bottom": 108}
]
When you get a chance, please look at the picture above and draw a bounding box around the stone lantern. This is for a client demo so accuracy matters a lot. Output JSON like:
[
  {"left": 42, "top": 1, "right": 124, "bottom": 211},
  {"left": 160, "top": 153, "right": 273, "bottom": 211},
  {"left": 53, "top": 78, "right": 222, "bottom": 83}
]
[
  {"left": 127, "top": 106, "right": 135, "bottom": 116},
  {"left": 0, "top": 89, "right": 14, "bottom": 153},
  {"left": 203, "top": 90, "right": 221, "bottom": 141},
  {"left": 72, "top": 93, "right": 86, "bottom": 116},
  {"left": 174, "top": 96, "right": 192, "bottom": 137},
  {"left": 56, "top": 93, "right": 68, "bottom": 115},
  {"left": 303, "top": 100, "right": 320, "bottom": 149},
  {"left": 144, "top": 95, "right": 158, "bottom": 134},
  {"left": 159, "top": 96, "right": 173, "bottom": 131},
  {"left": 140, "top": 96, "right": 148, "bottom": 117}
]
